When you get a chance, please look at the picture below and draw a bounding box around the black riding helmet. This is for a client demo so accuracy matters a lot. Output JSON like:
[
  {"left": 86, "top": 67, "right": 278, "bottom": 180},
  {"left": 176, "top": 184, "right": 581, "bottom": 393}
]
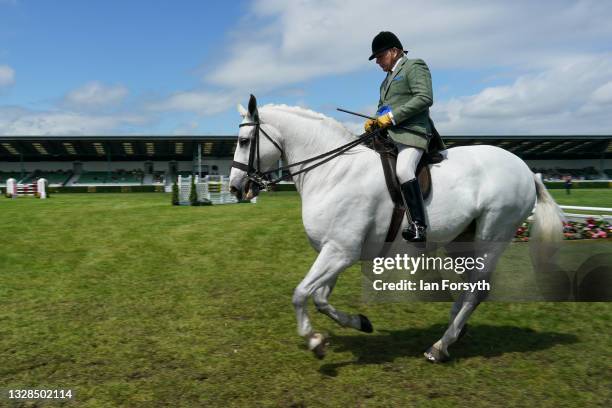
[{"left": 369, "top": 31, "right": 408, "bottom": 60}]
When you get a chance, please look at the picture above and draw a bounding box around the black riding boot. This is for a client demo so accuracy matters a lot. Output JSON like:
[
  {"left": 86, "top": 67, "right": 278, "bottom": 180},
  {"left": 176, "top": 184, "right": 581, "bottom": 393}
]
[{"left": 400, "top": 178, "right": 427, "bottom": 242}]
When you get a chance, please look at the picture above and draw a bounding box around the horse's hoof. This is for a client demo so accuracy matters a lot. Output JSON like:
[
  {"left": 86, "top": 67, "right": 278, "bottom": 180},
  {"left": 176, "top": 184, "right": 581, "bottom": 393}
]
[
  {"left": 313, "top": 342, "right": 326, "bottom": 360},
  {"left": 358, "top": 314, "right": 374, "bottom": 333},
  {"left": 308, "top": 333, "right": 327, "bottom": 359},
  {"left": 424, "top": 346, "right": 450, "bottom": 363}
]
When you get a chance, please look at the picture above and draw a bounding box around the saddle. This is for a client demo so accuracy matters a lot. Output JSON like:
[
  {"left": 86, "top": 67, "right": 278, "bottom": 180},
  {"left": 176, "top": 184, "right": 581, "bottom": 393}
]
[{"left": 369, "top": 118, "right": 445, "bottom": 242}]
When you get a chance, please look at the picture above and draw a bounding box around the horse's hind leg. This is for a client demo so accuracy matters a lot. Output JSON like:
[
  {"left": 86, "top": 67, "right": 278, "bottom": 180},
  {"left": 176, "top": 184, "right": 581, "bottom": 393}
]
[
  {"left": 442, "top": 222, "right": 477, "bottom": 339},
  {"left": 426, "top": 212, "right": 517, "bottom": 362},
  {"left": 292, "top": 243, "right": 358, "bottom": 358},
  {"left": 425, "top": 256, "right": 495, "bottom": 363},
  {"left": 446, "top": 222, "right": 476, "bottom": 324},
  {"left": 313, "top": 284, "right": 373, "bottom": 333}
]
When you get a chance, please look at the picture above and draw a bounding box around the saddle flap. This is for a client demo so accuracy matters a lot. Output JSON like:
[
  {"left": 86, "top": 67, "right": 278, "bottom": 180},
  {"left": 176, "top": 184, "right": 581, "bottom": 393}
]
[
  {"left": 375, "top": 122, "right": 445, "bottom": 243},
  {"left": 417, "top": 164, "right": 431, "bottom": 201},
  {"left": 379, "top": 146, "right": 439, "bottom": 243}
]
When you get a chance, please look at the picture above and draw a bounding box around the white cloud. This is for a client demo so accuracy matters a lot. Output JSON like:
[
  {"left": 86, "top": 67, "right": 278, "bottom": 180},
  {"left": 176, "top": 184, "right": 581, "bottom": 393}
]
[
  {"left": 0, "top": 64, "right": 15, "bottom": 87},
  {"left": 63, "top": 81, "right": 128, "bottom": 109},
  {"left": 206, "top": 1, "right": 612, "bottom": 90},
  {"left": 336, "top": 102, "right": 379, "bottom": 135},
  {"left": 3, "top": 1, "right": 611, "bottom": 135},
  {"left": 589, "top": 81, "right": 612, "bottom": 105},
  {"left": 0, "top": 107, "right": 147, "bottom": 135},
  {"left": 147, "top": 89, "right": 242, "bottom": 116},
  {"left": 340, "top": 120, "right": 363, "bottom": 135},
  {"left": 432, "top": 53, "right": 612, "bottom": 134},
  {"left": 110, "top": 0, "right": 612, "bottom": 133},
  {"left": 172, "top": 120, "right": 201, "bottom": 135}
]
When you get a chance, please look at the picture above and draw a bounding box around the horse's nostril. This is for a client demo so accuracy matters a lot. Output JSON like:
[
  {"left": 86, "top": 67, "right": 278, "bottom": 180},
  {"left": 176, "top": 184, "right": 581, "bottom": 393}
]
[{"left": 229, "top": 185, "right": 242, "bottom": 200}]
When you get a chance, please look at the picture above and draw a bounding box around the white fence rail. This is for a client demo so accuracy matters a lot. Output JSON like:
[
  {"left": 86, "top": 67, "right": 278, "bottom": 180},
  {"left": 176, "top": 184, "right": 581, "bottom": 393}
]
[
  {"left": 558, "top": 205, "right": 612, "bottom": 222},
  {"left": 528, "top": 205, "right": 612, "bottom": 222}
]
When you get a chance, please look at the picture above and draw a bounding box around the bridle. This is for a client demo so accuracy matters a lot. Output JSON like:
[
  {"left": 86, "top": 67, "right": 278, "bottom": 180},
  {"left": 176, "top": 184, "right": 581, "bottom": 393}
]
[
  {"left": 231, "top": 120, "right": 381, "bottom": 190},
  {"left": 231, "top": 121, "right": 283, "bottom": 190}
]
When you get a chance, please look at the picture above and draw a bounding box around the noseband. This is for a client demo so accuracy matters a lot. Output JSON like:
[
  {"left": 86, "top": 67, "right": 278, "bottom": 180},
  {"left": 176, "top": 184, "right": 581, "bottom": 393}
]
[{"left": 232, "top": 120, "right": 381, "bottom": 190}]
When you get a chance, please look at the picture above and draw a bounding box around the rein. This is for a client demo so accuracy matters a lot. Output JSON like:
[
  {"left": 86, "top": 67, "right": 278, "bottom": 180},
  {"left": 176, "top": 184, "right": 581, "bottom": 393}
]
[{"left": 232, "top": 121, "right": 381, "bottom": 190}]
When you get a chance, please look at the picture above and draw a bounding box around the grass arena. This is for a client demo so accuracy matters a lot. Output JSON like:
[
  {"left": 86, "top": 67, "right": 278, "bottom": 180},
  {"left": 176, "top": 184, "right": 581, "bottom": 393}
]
[{"left": 0, "top": 189, "right": 610, "bottom": 407}]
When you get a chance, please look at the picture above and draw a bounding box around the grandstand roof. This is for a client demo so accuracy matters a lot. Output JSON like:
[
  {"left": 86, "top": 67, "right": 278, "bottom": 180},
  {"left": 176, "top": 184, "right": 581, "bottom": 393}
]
[
  {"left": 0, "top": 134, "right": 610, "bottom": 161},
  {"left": 0, "top": 136, "right": 235, "bottom": 162}
]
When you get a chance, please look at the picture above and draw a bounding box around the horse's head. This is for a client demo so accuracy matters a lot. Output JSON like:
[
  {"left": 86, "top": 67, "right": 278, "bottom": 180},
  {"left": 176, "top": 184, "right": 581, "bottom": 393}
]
[{"left": 229, "top": 94, "right": 283, "bottom": 201}]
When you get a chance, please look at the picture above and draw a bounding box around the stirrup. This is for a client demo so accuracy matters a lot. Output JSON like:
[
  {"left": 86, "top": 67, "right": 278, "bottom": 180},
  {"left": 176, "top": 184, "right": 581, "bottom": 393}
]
[{"left": 402, "top": 221, "right": 426, "bottom": 242}]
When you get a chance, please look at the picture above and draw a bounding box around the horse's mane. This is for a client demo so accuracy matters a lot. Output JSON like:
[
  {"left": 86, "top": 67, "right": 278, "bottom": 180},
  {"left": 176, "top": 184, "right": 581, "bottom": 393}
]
[
  {"left": 262, "top": 104, "right": 327, "bottom": 121},
  {"left": 260, "top": 104, "right": 355, "bottom": 137}
]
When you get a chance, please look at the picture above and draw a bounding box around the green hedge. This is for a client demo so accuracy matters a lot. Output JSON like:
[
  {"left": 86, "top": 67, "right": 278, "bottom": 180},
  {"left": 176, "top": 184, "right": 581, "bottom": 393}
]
[
  {"left": 4, "top": 181, "right": 609, "bottom": 195},
  {"left": 47, "top": 185, "right": 165, "bottom": 193},
  {"left": 273, "top": 182, "right": 611, "bottom": 191},
  {"left": 270, "top": 183, "right": 297, "bottom": 192},
  {"left": 544, "top": 181, "right": 611, "bottom": 189}
]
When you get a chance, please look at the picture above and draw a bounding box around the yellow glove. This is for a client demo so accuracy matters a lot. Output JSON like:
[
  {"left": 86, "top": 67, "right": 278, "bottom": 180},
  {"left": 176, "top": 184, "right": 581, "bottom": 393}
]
[
  {"left": 376, "top": 113, "right": 393, "bottom": 129},
  {"left": 364, "top": 118, "right": 378, "bottom": 133}
]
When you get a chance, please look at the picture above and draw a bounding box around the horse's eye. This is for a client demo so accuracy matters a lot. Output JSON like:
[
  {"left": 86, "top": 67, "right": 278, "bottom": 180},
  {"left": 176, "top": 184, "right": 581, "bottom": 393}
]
[{"left": 239, "top": 138, "right": 249, "bottom": 147}]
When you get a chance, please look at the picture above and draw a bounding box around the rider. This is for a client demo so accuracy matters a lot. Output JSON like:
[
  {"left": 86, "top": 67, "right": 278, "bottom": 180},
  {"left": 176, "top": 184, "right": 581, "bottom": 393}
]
[{"left": 365, "top": 31, "right": 433, "bottom": 242}]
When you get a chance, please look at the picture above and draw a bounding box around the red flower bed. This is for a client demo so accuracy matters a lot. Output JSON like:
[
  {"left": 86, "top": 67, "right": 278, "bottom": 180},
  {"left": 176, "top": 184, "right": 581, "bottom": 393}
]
[{"left": 514, "top": 218, "right": 611, "bottom": 241}]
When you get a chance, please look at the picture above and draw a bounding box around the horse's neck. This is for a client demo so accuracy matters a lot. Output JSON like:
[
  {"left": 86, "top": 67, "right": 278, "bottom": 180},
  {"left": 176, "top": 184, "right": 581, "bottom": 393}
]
[
  {"left": 270, "top": 114, "right": 352, "bottom": 162},
  {"left": 265, "top": 111, "right": 357, "bottom": 190}
]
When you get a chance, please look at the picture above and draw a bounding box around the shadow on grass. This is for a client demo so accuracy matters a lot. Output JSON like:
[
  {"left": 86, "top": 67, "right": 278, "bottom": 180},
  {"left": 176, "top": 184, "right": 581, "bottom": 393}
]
[{"left": 319, "top": 324, "right": 578, "bottom": 376}]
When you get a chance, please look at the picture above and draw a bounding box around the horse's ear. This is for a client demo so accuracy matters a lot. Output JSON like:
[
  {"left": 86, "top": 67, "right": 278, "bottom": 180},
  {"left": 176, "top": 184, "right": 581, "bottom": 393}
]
[
  {"left": 237, "top": 104, "right": 248, "bottom": 117},
  {"left": 248, "top": 94, "right": 259, "bottom": 122}
]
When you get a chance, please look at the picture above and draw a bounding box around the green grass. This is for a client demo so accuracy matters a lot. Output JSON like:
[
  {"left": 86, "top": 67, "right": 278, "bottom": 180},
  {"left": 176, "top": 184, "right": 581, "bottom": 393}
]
[
  {"left": 549, "top": 188, "right": 612, "bottom": 208},
  {"left": 0, "top": 191, "right": 610, "bottom": 407}
]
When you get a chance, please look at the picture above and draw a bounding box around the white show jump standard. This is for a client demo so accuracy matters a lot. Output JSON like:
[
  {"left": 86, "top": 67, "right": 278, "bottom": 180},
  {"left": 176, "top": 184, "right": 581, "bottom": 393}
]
[
  {"left": 5, "top": 178, "right": 47, "bottom": 199},
  {"left": 198, "top": 175, "right": 238, "bottom": 205},
  {"left": 177, "top": 174, "right": 238, "bottom": 205},
  {"left": 229, "top": 97, "right": 564, "bottom": 363}
]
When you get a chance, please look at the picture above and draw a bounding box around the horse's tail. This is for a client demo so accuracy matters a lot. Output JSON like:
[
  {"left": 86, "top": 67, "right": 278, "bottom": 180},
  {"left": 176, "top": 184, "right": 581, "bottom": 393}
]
[
  {"left": 529, "top": 173, "right": 565, "bottom": 269},
  {"left": 531, "top": 173, "right": 564, "bottom": 243}
]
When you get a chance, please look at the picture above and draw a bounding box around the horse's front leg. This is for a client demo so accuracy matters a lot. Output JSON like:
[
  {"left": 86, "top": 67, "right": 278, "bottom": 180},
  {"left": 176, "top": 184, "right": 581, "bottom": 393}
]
[
  {"left": 313, "top": 283, "right": 373, "bottom": 333},
  {"left": 292, "top": 243, "right": 358, "bottom": 359}
]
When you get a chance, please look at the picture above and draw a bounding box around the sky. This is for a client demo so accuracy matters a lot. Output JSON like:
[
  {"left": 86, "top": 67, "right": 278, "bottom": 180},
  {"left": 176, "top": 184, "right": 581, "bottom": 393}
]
[{"left": 0, "top": 0, "right": 611, "bottom": 136}]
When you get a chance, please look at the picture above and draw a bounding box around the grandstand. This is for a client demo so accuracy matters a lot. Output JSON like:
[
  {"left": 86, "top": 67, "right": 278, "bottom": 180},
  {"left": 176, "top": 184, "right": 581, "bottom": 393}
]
[
  {"left": 17, "top": 170, "right": 72, "bottom": 185},
  {"left": 70, "top": 170, "right": 142, "bottom": 186},
  {"left": 0, "top": 171, "right": 25, "bottom": 184},
  {"left": 0, "top": 135, "right": 610, "bottom": 188}
]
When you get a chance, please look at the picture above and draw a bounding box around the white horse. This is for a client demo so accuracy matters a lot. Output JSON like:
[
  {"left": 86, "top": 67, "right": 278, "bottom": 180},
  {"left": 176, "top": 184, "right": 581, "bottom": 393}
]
[{"left": 229, "top": 96, "right": 564, "bottom": 362}]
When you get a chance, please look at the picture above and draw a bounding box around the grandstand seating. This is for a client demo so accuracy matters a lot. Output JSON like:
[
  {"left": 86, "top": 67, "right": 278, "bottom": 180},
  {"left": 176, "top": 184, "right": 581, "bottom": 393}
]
[
  {"left": 174, "top": 171, "right": 194, "bottom": 182},
  {"left": 73, "top": 170, "right": 143, "bottom": 185},
  {"left": 72, "top": 172, "right": 106, "bottom": 184},
  {"left": 20, "top": 171, "right": 73, "bottom": 185},
  {"left": 18, "top": 175, "right": 34, "bottom": 184},
  {"left": 531, "top": 166, "right": 607, "bottom": 180},
  {"left": 108, "top": 171, "right": 142, "bottom": 184},
  {"left": 0, "top": 172, "right": 27, "bottom": 184},
  {"left": 153, "top": 171, "right": 165, "bottom": 184},
  {"left": 42, "top": 172, "right": 73, "bottom": 185}
]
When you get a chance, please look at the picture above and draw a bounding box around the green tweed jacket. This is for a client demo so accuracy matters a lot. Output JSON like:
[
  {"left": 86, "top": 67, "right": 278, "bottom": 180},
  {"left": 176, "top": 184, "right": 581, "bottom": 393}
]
[{"left": 378, "top": 57, "right": 433, "bottom": 150}]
